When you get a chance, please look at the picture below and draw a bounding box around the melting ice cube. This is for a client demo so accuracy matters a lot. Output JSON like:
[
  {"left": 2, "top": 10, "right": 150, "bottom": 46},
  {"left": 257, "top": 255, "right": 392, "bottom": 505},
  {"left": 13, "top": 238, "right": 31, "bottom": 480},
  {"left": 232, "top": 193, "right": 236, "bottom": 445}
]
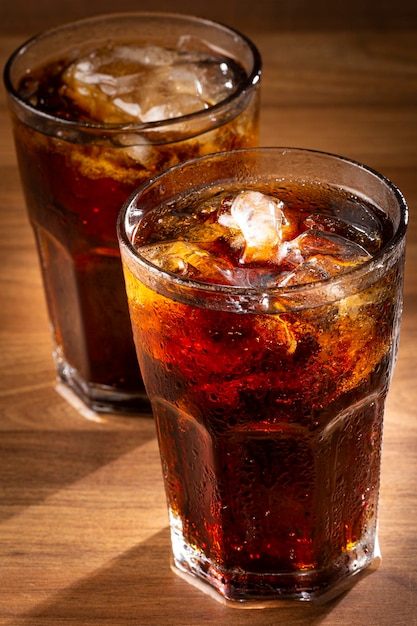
[
  {"left": 218, "top": 191, "right": 286, "bottom": 264},
  {"left": 302, "top": 211, "right": 383, "bottom": 254},
  {"left": 138, "top": 240, "right": 235, "bottom": 283},
  {"left": 278, "top": 230, "right": 372, "bottom": 286},
  {"left": 61, "top": 43, "right": 242, "bottom": 124},
  {"left": 289, "top": 230, "right": 373, "bottom": 262}
]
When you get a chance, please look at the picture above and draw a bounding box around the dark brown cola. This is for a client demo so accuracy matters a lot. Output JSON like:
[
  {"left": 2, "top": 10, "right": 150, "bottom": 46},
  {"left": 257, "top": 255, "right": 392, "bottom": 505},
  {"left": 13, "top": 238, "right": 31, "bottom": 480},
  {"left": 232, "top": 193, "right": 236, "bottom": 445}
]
[
  {"left": 122, "top": 179, "right": 403, "bottom": 600},
  {"left": 8, "top": 35, "right": 259, "bottom": 412}
]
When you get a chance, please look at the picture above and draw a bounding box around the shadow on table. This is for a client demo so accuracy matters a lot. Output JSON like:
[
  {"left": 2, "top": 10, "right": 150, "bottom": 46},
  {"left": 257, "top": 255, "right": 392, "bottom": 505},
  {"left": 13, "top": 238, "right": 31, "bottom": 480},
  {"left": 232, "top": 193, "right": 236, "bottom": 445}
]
[
  {"left": 0, "top": 423, "right": 156, "bottom": 523},
  {"left": 14, "top": 527, "right": 356, "bottom": 626}
]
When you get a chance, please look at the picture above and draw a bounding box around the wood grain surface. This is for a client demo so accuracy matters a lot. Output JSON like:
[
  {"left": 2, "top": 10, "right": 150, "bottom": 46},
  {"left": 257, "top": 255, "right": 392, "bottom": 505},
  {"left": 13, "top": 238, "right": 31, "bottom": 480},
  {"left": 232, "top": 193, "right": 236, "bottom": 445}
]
[{"left": 1, "top": 2, "right": 416, "bottom": 624}]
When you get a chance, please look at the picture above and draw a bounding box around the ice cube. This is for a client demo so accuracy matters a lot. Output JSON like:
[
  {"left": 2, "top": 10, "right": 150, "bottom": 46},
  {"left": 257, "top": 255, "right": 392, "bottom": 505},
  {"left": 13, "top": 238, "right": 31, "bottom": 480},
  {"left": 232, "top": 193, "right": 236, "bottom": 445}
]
[
  {"left": 61, "top": 46, "right": 149, "bottom": 123},
  {"left": 138, "top": 241, "right": 234, "bottom": 283},
  {"left": 186, "top": 222, "right": 234, "bottom": 244},
  {"left": 138, "top": 94, "right": 208, "bottom": 123},
  {"left": 115, "top": 44, "right": 177, "bottom": 67},
  {"left": 288, "top": 230, "right": 372, "bottom": 263},
  {"left": 60, "top": 42, "right": 241, "bottom": 124},
  {"left": 277, "top": 262, "right": 331, "bottom": 287},
  {"left": 302, "top": 211, "right": 383, "bottom": 254},
  {"left": 218, "top": 191, "right": 286, "bottom": 264},
  {"left": 278, "top": 230, "right": 372, "bottom": 286},
  {"left": 333, "top": 199, "right": 384, "bottom": 248}
]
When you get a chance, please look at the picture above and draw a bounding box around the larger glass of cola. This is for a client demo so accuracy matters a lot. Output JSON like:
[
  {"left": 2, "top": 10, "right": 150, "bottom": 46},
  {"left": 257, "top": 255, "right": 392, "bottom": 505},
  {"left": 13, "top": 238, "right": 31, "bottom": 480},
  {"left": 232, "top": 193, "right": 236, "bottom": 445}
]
[{"left": 118, "top": 147, "right": 407, "bottom": 604}]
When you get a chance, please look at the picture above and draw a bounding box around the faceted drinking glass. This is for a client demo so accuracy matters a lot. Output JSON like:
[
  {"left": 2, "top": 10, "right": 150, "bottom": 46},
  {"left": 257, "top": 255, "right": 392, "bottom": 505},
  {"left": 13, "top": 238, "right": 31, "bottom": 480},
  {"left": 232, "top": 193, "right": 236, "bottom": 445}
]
[
  {"left": 118, "top": 147, "right": 407, "bottom": 604},
  {"left": 3, "top": 12, "right": 261, "bottom": 413}
]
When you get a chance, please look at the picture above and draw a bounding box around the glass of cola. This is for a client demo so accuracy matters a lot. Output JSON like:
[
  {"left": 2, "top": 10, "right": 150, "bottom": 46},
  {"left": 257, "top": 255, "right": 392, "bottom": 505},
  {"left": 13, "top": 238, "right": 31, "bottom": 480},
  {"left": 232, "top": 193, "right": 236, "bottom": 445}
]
[
  {"left": 118, "top": 147, "right": 407, "bottom": 604},
  {"left": 4, "top": 13, "right": 261, "bottom": 414}
]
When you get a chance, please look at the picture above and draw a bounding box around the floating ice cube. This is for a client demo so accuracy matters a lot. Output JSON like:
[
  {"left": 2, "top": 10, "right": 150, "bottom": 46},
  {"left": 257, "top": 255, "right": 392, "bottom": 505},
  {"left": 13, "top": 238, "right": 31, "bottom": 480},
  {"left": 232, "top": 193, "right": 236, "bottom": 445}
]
[
  {"left": 302, "top": 211, "right": 383, "bottom": 254},
  {"left": 289, "top": 230, "right": 372, "bottom": 263},
  {"left": 277, "top": 261, "right": 331, "bottom": 287},
  {"left": 138, "top": 94, "right": 209, "bottom": 123},
  {"left": 218, "top": 191, "right": 286, "bottom": 264},
  {"left": 186, "top": 222, "right": 234, "bottom": 244},
  {"left": 332, "top": 199, "right": 384, "bottom": 253},
  {"left": 60, "top": 43, "right": 242, "bottom": 124},
  {"left": 278, "top": 230, "right": 373, "bottom": 286},
  {"left": 114, "top": 45, "right": 177, "bottom": 67},
  {"left": 138, "top": 240, "right": 234, "bottom": 283}
]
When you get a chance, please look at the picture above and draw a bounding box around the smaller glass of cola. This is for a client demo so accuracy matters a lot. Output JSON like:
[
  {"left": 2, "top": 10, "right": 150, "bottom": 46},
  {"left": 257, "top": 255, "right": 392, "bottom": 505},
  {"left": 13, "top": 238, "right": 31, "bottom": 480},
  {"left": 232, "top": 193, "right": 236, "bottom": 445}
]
[
  {"left": 3, "top": 13, "right": 261, "bottom": 413},
  {"left": 118, "top": 148, "right": 407, "bottom": 604}
]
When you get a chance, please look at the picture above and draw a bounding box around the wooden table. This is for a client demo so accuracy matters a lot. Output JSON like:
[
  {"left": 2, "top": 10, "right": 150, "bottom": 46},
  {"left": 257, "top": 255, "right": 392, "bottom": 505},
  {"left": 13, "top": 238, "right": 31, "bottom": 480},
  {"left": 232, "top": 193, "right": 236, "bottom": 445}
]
[{"left": 1, "top": 2, "right": 416, "bottom": 624}]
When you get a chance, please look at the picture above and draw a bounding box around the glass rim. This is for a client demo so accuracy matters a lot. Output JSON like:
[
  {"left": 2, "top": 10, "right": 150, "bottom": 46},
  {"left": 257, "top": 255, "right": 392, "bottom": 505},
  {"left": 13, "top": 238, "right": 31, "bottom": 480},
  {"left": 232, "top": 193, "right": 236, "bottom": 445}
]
[
  {"left": 117, "top": 146, "right": 408, "bottom": 306},
  {"left": 3, "top": 11, "right": 262, "bottom": 134}
]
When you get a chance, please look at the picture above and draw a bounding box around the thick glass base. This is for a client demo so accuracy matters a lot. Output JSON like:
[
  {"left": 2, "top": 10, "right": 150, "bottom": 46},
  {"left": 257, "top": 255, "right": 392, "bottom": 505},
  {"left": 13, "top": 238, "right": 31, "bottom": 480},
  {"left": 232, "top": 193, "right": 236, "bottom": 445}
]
[
  {"left": 170, "top": 519, "right": 381, "bottom": 607},
  {"left": 55, "top": 353, "right": 151, "bottom": 415}
]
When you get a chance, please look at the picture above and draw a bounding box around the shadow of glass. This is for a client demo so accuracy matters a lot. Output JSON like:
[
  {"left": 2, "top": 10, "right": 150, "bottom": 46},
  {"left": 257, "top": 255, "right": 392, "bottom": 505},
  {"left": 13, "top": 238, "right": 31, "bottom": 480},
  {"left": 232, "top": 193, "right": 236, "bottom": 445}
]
[
  {"left": 15, "top": 527, "right": 350, "bottom": 626},
  {"left": 0, "top": 421, "right": 157, "bottom": 523}
]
